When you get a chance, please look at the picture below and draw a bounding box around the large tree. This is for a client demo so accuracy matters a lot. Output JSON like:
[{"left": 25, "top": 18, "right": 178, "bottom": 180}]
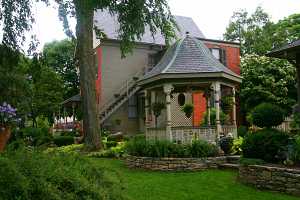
[
  {"left": 223, "top": 6, "right": 275, "bottom": 55},
  {"left": 42, "top": 39, "right": 79, "bottom": 99},
  {"left": 240, "top": 54, "right": 297, "bottom": 116},
  {"left": 0, "top": 0, "right": 177, "bottom": 150}
]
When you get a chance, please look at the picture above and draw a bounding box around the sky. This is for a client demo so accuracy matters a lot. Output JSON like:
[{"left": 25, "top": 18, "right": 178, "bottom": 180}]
[{"left": 5, "top": 0, "right": 300, "bottom": 51}]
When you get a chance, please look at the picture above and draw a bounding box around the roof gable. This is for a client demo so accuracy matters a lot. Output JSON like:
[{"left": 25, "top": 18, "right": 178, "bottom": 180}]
[
  {"left": 94, "top": 10, "right": 205, "bottom": 45},
  {"left": 142, "top": 36, "right": 240, "bottom": 81}
]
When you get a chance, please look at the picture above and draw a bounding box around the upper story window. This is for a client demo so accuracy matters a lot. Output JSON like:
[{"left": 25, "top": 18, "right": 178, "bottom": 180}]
[{"left": 210, "top": 48, "right": 227, "bottom": 67}]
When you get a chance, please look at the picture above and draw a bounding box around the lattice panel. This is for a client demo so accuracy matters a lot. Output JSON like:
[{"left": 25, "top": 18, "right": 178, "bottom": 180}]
[{"left": 171, "top": 93, "right": 193, "bottom": 127}]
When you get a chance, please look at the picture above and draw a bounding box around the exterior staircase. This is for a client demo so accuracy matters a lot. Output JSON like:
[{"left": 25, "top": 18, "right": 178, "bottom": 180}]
[{"left": 99, "top": 70, "right": 144, "bottom": 124}]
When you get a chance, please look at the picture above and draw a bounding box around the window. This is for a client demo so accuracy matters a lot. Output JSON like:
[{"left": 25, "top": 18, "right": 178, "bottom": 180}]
[
  {"left": 128, "top": 95, "right": 138, "bottom": 118},
  {"left": 210, "top": 48, "right": 227, "bottom": 67}
]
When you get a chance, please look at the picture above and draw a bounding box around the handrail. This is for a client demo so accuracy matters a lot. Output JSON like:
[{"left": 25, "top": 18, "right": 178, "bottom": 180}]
[{"left": 99, "top": 69, "right": 145, "bottom": 114}]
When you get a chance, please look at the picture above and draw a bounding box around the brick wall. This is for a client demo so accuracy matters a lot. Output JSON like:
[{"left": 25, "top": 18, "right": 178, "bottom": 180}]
[{"left": 204, "top": 42, "right": 240, "bottom": 75}]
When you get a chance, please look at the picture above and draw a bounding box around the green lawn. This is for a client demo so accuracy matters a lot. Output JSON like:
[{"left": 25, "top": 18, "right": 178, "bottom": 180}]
[{"left": 91, "top": 158, "right": 298, "bottom": 200}]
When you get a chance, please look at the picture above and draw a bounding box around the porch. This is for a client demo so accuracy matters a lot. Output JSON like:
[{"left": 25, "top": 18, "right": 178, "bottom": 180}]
[{"left": 138, "top": 34, "right": 241, "bottom": 144}]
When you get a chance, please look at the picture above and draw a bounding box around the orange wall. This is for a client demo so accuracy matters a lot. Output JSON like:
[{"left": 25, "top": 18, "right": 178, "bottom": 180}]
[
  {"left": 204, "top": 42, "right": 241, "bottom": 75},
  {"left": 192, "top": 92, "right": 207, "bottom": 126}
]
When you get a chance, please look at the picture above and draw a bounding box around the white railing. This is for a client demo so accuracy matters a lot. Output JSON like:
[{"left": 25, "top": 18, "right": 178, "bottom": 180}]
[
  {"left": 221, "top": 125, "right": 237, "bottom": 137},
  {"left": 146, "top": 126, "right": 217, "bottom": 144}
]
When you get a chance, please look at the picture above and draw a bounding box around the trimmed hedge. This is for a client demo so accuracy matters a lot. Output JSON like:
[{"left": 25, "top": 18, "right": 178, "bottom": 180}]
[
  {"left": 53, "top": 136, "right": 74, "bottom": 147},
  {"left": 251, "top": 103, "right": 285, "bottom": 128},
  {"left": 125, "top": 137, "right": 218, "bottom": 158}
]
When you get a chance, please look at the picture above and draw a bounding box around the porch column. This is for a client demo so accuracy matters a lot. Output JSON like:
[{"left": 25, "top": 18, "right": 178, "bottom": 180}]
[
  {"left": 163, "top": 84, "right": 174, "bottom": 141},
  {"left": 232, "top": 87, "right": 237, "bottom": 127},
  {"left": 214, "top": 82, "right": 221, "bottom": 141},
  {"left": 150, "top": 90, "right": 156, "bottom": 127},
  {"left": 206, "top": 94, "right": 211, "bottom": 126},
  {"left": 72, "top": 103, "right": 76, "bottom": 130},
  {"left": 144, "top": 90, "right": 150, "bottom": 134}
]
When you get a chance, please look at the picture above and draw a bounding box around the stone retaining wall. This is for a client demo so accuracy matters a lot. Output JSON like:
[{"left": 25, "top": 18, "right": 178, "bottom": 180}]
[
  {"left": 239, "top": 165, "right": 300, "bottom": 196},
  {"left": 126, "top": 156, "right": 227, "bottom": 171}
]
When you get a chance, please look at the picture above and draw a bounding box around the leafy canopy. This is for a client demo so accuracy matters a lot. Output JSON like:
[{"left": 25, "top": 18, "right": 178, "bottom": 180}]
[{"left": 240, "top": 54, "right": 296, "bottom": 114}]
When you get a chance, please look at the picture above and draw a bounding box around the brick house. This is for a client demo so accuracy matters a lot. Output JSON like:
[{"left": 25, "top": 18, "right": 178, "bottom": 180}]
[{"left": 64, "top": 10, "right": 241, "bottom": 140}]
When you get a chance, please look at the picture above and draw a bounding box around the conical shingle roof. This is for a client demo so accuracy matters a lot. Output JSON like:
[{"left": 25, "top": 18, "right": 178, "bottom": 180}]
[{"left": 141, "top": 35, "right": 241, "bottom": 81}]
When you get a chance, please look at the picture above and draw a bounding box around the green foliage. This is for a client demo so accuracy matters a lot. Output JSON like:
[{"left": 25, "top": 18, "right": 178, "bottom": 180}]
[
  {"left": 237, "top": 126, "right": 248, "bottom": 137},
  {"left": 231, "top": 137, "right": 244, "bottom": 155},
  {"left": 291, "top": 113, "right": 300, "bottom": 130},
  {"left": 53, "top": 136, "right": 74, "bottom": 147},
  {"left": 223, "top": 6, "right": 275, "bottom": 55},
  {"left": 221, "top": 95, "right": 233, "bottom": 114},
  {"left": 181, "top": 103, "right": 194, "bottom": 118},
  {"left": 42, "top": 39, "right": 79, "bottom": 99},
  {"left": 219, "top": 136, "right": 233, "bottom": 155},
  {"left": 125, "top": 137, "right": 218, "bottom": 158},
  {"left": 240, "top": 55, "right": 296, "bottom": 115},
  {"left": 239, "top": 157, "right": 266, "bottom": 166},
  {"left": 88, "top": 142, "right": 126, "bottom": 158},
  {"left": 241, "top": 128, "right": 289, "bottom": 163},
  {"left": 251, "top": 103, "right": 285, "bottom": 128},
  {"left": 21, "top": 127, "right": 52, "bottom": 146},
  {"left": 45, "top": 144, "right": 83, "bottom": 156},
  {"left": 151, "top": 102, "right": 165, "bottom": 117},
  {"left": 0, "top": 150, "right": 124, "bottom": 200},
  {"left": 202, "top": 108, "right": 229, "bottom": 126}
]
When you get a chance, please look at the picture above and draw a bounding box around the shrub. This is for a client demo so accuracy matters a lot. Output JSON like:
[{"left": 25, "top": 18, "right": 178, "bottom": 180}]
[
  {"left": 21, "top": 127, "right": 52, "bottom": 146},
  {"left": 202, "top": 108, "right": 229, "bottom": 126},
  {"left": 219, "top": 136, "right": 233, "bottom": 155},
  {"left": 237, "top": 126, "right": 248, "bottom": 137},
  {"left": 53, "top": 136, "right": 74, "bottom": 147},
  {"left": 251, "top": 103, "right": 285, "bottom": 128},
  {"left": 231, "top": 137, "right": 243, "bottom": 155},
  {"left": 241, "top": 128, "right": 289, "bottom": 163},
  {"left": 190, "top": 140, "right": 218, "bottom": 157},
  {"left": 0, "top": 150, "right": 124, "bottom": 200},
  {"left": 45, "top": 144, "right": 83, "bottom": 156},
  {"left": 88, "top": 142, "right": 126, "bottom": 158},
  {"left": 125, "top": 137, "right": 218, "bottom": 158}
]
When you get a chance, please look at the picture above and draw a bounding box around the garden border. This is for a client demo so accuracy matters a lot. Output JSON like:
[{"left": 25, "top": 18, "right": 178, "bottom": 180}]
[
  {"left": 125, "top": 155, "right": 232, "bottom": 171},
  {"left": 239, "top": 165, "right": 300, "bottom": 197}
]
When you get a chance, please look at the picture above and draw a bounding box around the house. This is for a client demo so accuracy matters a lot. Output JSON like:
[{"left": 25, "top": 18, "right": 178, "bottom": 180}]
[{"left": 63, "top": 10, "right": 241, "bottom": 141}]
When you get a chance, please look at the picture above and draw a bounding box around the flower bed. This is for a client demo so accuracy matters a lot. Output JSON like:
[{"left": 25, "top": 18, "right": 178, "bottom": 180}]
[
  {"left": 126, "top": 155, "right": 228, "bottom": 171},
  {"left": 239, "top": 165, "right": 300, "bottom": 197}
]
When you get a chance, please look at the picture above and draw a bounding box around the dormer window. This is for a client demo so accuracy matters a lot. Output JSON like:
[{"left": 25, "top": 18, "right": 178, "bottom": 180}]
[{"left": 210, "top": 48, "right": 227, "bottom": 67}]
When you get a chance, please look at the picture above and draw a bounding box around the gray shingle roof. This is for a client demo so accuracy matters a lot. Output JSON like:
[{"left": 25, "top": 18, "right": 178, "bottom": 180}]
[
  {"left": 142, "top": 35, "right": 240, "bottom": 80},
  {"left": 94, "top": 10, "right": 205, "bottom": 45},
  {"left": 266, "top": 39, "right": 300, "bottom": 60}
]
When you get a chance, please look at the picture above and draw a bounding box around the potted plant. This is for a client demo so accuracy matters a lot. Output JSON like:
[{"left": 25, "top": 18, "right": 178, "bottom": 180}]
[
  {"left": 221, "top": 95, "right": 234, "bottom": 114},
  {"left": 0, "top": 102, "right": 17, "bottom": 151},
  {"left": 151, "top": 102, "right": 165, "bottom": 127},
  {"left": 182, "top": 103, "right": 194, "bottom": 118}
]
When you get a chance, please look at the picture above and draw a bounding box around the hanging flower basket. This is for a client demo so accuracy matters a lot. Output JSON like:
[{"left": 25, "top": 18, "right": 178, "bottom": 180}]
[{"left": 181, "top": 103, "right": 194, "bottom": 118}]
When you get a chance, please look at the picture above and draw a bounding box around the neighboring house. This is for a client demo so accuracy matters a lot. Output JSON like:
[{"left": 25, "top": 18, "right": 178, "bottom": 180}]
[{"left": 64, "top": 10, "right": 241, "bottom": 137}]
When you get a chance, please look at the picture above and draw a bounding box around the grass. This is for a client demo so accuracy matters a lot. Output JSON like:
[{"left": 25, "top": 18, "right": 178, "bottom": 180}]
[{"left": 91, "top": 158, "right": 298, "bottom": 200}]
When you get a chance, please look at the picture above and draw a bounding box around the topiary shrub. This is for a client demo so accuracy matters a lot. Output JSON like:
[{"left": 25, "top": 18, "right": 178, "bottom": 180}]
[
  {"left": 219, "top": 136, "right": 233, "bottom": 155},
  {"left": 241, "top": 128, "right": 289, "bottom": 163},
  {"left": 251, "top": 103, "right": 285, "bottom": 128}
]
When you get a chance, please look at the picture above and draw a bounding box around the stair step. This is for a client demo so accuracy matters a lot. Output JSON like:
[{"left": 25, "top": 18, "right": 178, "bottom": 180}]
[{"left": 218, "top": 163, "right": 239, "bottom": 170}]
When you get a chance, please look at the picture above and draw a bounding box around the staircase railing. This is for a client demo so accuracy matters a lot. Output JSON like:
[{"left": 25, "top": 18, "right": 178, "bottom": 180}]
[{"left": 99, "top": 69, "right": 145, "bottom": 124}]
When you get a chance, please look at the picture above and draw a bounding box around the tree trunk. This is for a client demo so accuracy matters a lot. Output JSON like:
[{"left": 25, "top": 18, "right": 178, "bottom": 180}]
[{"left": 74, "top": 0, "right": 102, "bottom": 150}]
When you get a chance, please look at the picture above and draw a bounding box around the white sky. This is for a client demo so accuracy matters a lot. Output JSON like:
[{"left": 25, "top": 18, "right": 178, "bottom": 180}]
[{"left": 3, "top": 0, "right": 300, "bottom": 51}]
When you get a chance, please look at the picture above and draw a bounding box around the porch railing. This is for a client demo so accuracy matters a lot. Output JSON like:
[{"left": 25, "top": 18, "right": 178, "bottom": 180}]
[{"left": 146, "top": 125, "right": 237, "bottom": 144}]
